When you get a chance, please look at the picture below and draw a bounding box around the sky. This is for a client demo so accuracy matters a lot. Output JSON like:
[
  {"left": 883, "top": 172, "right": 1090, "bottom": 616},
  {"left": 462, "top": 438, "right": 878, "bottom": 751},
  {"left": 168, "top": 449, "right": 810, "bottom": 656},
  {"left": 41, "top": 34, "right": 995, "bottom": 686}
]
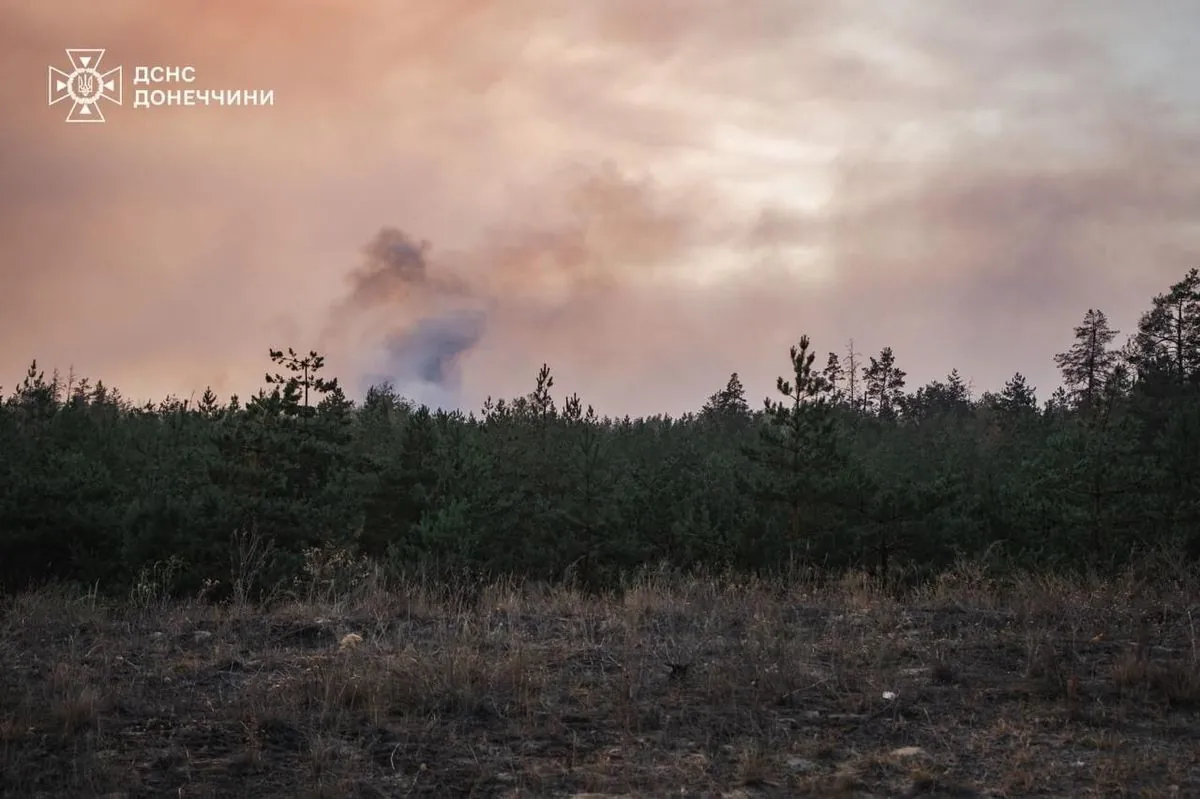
[{"left": 1, "top": 1, "right": 1198, "bottom": 417}]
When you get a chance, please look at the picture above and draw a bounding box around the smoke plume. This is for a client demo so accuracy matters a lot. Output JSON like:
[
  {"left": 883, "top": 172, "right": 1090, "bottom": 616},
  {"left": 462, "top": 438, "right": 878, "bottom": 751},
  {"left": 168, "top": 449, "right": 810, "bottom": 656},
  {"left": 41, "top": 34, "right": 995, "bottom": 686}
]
[
  {"left": 331, "top": 227, "right": 486, "bottom": 408},
  {"left": 1, "top": 1, "right": 1199, "bottom": 415}
]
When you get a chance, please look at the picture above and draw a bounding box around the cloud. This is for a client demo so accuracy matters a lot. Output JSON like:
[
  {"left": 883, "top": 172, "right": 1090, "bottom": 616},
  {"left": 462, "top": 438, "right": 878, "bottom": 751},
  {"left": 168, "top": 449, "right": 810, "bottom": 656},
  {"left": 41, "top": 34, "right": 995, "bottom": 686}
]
[{"left": 1, "top": 0, "right": 1198, "bottom": 415}]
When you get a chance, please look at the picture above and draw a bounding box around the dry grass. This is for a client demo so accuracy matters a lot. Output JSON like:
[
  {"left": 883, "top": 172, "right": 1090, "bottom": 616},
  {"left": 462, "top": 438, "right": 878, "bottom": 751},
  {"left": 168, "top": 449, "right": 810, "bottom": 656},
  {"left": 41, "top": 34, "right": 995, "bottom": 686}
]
[{"left": 1, "top": 560, "right": 1198, "bottom": 798}]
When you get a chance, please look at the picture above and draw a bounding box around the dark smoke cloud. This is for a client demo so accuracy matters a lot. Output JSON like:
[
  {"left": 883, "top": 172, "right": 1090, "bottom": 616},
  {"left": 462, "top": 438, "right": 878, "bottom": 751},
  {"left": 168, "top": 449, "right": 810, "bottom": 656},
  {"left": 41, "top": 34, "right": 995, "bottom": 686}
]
[
  {"left": 344, "top": 227, "right": 473, "bottom": 308},
  {"left": 356, "top": 229, "right": 431, "bottom": 295},
  {"left": 334, "top": 228, "right": 487, "bottom": 407}
]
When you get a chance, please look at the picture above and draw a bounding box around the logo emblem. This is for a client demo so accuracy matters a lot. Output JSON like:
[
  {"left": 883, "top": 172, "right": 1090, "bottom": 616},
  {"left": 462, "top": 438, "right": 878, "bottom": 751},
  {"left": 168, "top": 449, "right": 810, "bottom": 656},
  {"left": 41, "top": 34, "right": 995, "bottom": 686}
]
[{"left": 48, "top": 49, "right": 123, "bottom": 123}]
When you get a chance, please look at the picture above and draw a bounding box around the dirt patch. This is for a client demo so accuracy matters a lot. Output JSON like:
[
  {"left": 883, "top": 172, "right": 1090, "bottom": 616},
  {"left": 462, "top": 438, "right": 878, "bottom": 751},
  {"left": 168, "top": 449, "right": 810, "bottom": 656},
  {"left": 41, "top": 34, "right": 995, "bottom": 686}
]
[{"left": 1, "top": 573, "right": 1198, "bottom": 797}]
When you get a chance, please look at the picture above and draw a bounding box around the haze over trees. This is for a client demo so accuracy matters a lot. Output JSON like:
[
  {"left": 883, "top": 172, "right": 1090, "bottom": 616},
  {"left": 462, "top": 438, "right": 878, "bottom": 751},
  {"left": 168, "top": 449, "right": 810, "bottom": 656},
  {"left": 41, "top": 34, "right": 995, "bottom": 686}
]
[{"left": 1, "top": 269, "right": 1198, "bottom": 597}]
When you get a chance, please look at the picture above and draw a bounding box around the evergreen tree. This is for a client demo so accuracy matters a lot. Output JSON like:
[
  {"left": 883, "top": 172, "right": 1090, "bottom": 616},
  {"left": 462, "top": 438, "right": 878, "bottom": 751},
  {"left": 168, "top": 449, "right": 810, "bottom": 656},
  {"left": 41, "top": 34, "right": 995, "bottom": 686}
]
[
  {"left": 701, "top": 372, "right": 751, "bottom": 429},
  {"left": 743, "top": 335, "right": 838, "bottom": 566},
  {"left": 988, "top": 372, "right": 1038, "bottom": 415},
  {"left": 903, "top": 368, "right": 972, "bottom": 423},
  {"left": 265, "top": 348, "right": 340, "bottom": 418},
  {"left": 1131, "top": 267, "right": 1200, "bottom": 388},
  {"left": 863, "top": 347, "right": 906, "bottom": 420},
  {"left": 196, "top": 387, "right": 222, "bottom": 419},
  {"left": 1053, "top": 309, "right": 1120, "bottom": 416},
  {"left": 844, "top": 339, "right": 863, "bottom": 413},
  {"left": 822, "top": 353, "right": 845, "bottom": 406}
]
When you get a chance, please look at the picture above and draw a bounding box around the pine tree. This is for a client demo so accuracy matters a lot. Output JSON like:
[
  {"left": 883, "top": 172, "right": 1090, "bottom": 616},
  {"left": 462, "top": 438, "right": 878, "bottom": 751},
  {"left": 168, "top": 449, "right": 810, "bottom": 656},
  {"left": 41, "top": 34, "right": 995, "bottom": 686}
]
[
  {"left": 1131, "top": 268, "right": 1200, "bottom": 387},
  {"left": 743, "top": 335, "right": 838, "bottom": 564},
  {"left": 904, "top": 369, "right": 972, "bottom": 423},
  {"left": 265, "top": 348, "right": 340, "bottom": 418},
  {"left": 701, "top": 372, "right": 751, "bottom": 428},
  {"left": 987, "top": 372, "right": 1038, "bottom": 416},
  {"left": 197, "top": 387, "right": 222, "bottom": 419},
  {"left": 527, "top": 364, "right": 557, "bottom": 424},
  {"left": 822, "top": 354, "right": 845, "bottom": 405},
  {"left": 863, "top": 347, "right": 906, "bottom": 420},
  {"left": 1053, "top": 309, "right": 1119, "bottom": 416},
  {"left": 844, "top": 339, "right": 863, "bottom": 413}
]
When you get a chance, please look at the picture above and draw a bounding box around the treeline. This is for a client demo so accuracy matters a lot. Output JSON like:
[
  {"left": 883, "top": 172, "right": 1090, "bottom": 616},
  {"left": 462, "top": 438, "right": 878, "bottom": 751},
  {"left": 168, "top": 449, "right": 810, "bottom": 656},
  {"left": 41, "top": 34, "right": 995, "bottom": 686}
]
[{"left": 1, "top": 270, "right": 1199, "bottom": 598}]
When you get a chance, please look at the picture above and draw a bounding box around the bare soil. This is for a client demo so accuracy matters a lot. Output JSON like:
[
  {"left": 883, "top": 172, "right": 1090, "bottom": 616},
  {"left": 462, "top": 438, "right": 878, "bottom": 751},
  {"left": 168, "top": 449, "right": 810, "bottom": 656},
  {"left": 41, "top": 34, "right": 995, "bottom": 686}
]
[{"left": 2, "top": 566, "right": 1198, "bottom": 797}]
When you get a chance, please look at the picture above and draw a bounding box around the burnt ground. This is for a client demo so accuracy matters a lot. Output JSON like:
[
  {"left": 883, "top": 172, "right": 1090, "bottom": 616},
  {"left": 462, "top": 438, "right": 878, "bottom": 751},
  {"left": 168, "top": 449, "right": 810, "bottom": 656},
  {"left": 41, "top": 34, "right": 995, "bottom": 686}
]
[{"left": 1, "top": 566, "right": 1198, "bottom": 798}]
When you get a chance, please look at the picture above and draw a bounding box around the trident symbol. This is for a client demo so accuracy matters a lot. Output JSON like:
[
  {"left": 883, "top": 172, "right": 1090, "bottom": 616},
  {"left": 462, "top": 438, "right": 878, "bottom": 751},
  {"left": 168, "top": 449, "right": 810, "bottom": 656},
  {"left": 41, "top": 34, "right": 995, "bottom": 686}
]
[{"left": 48, "top": 49, "right": 123, "bottom": 123}]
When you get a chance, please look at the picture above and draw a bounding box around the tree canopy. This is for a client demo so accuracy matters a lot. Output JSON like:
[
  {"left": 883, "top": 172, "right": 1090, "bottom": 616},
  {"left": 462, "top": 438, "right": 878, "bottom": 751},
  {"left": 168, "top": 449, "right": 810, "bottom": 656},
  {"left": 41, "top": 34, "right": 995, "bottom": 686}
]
[{"left": 2, "top": 268, "right": 1198, "bottom": 596}]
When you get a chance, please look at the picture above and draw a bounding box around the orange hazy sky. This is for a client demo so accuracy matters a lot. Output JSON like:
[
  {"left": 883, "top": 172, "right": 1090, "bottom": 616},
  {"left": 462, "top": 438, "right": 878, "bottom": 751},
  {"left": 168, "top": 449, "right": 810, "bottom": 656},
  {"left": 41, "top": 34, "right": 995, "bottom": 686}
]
[{"left": 2, "top": 1, "right": 1198, "bottom": 415}]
